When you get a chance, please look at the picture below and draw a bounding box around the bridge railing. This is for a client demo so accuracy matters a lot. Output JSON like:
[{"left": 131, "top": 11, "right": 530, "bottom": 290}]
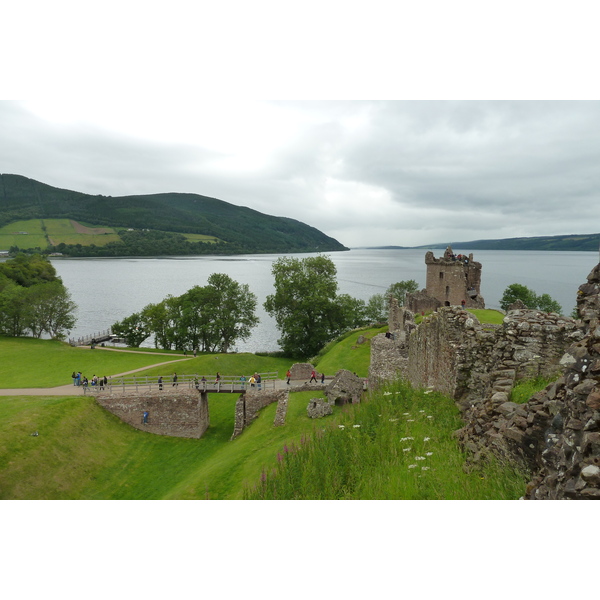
[
  {"left": 69, "top": 329, "right": 113, "bottom": 347},
  {"left": 83, "top": 372, "right": 279, "bottom": 394}
]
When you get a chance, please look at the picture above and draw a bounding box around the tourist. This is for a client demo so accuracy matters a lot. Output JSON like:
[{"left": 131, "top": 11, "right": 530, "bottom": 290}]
[
  {"left": 249, "top": 374, "right": 256, "bottom": 388},
  {"left": 310, "top": 370, "right": 317, "bottom": 383},
  {"left": 286, "top": 369, "right": 291, "bottom": 385},
  {"left": 71, "top": 371, "right": 77, "bottom": 386},
  {"left": 215, "top": 372, "right": 221, "bottom": 384},
  {"left": 172, "top": 372, "right": 178, "bottom": 387},
  {"left": 143, "top": 411, "right": 149, "bottom": 424},
  {"left": 158, "top": 376, "right": 163, "bottom": 390},
  {"left": 256, "top": 373, "right": 262, "bottom": 390},
  {"left": 321, "top": 372, "right": 325, "bottom": 384},
  {"left": 240, "top": 375, "right": 247, "bottom": 389}
]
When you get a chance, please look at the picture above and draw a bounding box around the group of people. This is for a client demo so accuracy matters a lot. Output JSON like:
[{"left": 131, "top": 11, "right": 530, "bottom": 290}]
[
  {"left": 239, "top": 373, "right": 262, "bottom": 389},
  {"left": 71, "top": 371, "right": 108, "bottom": 390}
]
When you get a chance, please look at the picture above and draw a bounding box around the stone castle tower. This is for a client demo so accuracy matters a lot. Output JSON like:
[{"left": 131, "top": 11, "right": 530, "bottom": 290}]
[{"left": 407, "top": 246, "right": 485, "bottom": 313}]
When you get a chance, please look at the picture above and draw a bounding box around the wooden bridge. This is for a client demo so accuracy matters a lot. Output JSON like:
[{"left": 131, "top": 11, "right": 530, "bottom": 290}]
[
  {"left": 83, "top": 373, "right": 279, "bottom": 395},
  {"left": 69, "top": 329, "right": 114, "bottom": 347}
]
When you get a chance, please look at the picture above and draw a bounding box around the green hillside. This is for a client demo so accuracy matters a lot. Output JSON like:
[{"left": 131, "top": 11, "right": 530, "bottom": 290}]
[
  {"left": 415, "top": 233, "right": 600, "bottom": 252},
  {"left": 0, "top": 174, "right": 348, "bottom": 256}
]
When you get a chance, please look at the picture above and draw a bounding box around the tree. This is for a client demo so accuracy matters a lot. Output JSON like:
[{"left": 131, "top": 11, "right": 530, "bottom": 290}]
[
  {"left": 365, "top": 293, "right": 387, "bottom": 323},
  {"left": 25, "top": 281, "right": 77, "bottom": 339},
  {"left": 500, "top": 283, "right": 562, "bottom": 314},
  {"left": 122, "top": 274, "right": 258, "bottom": 352},
  {"left": 264, "top": 255, "right": 343, "bottom": 358},
  {"left": 200, "top": 273, "right": 259, "bottom": 353},
  {"left": 111, "top": 312, "right": 150, "bottom": 347},
  {"left": 386, "top": 280, "right": 419, "bottom": 306},
  {"left": 536, "top": 293, "right": 563, "bottom": 314}
]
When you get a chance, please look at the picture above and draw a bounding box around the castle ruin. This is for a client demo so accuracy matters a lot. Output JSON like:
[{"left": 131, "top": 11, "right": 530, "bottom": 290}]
[{"left": 406, "top": 246, "right": 485, "bottom": 313}]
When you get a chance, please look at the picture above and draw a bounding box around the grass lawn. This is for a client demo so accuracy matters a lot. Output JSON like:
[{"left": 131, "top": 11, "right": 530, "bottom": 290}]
[
  {"left": 0, "top": 337, "right": 188, "bottom": 388},
  {"left": 314, "top": 326, "right": 387, "bottom": 378},
  {"left": 468, "top": 309, "right": 505, "bottom": 325}
]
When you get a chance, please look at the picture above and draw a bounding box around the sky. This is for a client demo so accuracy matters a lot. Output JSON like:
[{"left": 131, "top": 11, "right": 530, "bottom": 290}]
[
  {"left": 2, "top": 2, "right": 599, "bottom": 250},
  {"left": 2, "top": 99, "right": 599, "bottom": 248}
]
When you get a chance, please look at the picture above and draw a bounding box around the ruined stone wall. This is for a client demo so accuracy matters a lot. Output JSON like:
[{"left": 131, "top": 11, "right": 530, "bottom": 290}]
[
  {"left": 403, "top": 307, "right": 579, "bottom": 409},
  {"left": 231, "top": 390, "right": 288, "bottom": 439},
  {"left": 289, "top": 363, "right": 315, "bottom": 381},
  {"left": 96, "top": 390, "right": 209, "bottom": 438}
]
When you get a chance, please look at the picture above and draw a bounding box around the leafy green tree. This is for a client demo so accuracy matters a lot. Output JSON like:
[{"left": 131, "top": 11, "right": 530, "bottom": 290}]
[
  {"left": 500, "top": 283, "right": 562, "bottom": 314},
  {"left": 334, "top": 294, "right": 369, "bottom": 331},
  {"left": 365, "top": 293, "right": 387, "bottom": 323},
  {"left": 0, "top": 282, "right": 29, "bottom": 336},
  {"left": 200, "top": 273, "right": 259, "bottom": 353},
  {"left": 536, "top": 293, "right": 562, "bottom": 314},
  {"left": 264, "top": 255, "right": 345, "bottom": 358},
  {"left": 124, "top": 274, "right": 258, "bottom": 352},
  {"left": 386, "top": 280, "right": 419, "bottom": 306},
  {"left": 111, "top": 312, "right": 150, "bottom": 347},
  {"left": 25, "top": 281, "right": 77, "bottom": 339}
]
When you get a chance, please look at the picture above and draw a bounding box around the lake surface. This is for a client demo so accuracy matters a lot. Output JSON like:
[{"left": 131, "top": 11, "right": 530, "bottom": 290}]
[{"left": 50, "top": 248, "right": 599, "bottom": 353}]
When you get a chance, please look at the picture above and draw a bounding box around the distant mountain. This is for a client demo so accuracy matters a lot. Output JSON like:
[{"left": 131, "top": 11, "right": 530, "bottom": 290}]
[
  {"left": 0, "top": 174, "right": 348, "bottom": 256},
  {"left": 360, "top": 233, "right": 600, "bottom": 252}
]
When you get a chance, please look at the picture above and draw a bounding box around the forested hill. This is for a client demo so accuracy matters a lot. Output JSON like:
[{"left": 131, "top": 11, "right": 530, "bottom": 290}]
[
  {"left": 363, "top": 233, "right": 600, "bottom": 252},
  {"left": 0, "top": 174, "right": 348, "bottom": 255},
  {"left": 415, "top": 234, "right": 600, "bottom": 252}
]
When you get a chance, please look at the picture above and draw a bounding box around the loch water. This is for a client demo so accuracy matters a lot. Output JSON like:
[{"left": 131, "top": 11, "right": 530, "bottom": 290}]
[{"left": 51, "top": 248, "right": 599, "bottom": 353}]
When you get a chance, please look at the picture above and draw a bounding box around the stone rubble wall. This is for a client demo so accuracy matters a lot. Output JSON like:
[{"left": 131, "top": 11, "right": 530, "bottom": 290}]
[
  {"left": 307, "top": 397, "right": 334, "bottom": 418},
  {"left": 325, "top": 369, "right": 365, "bottom": 405},
  {"left": 95, "top": 390, "right": 209, "bottom": 438},
  {"left": 231, "top": 389, "right": 289, "bottom": 440},
  {"left": 401, "top": 306, "right": 580, "bottom": 410},
  {"left": 372, "top": 261, "right": 600, "bottom": 499},
  {"left": 289, "top": 363, "right": 316, "bottom": 381}
]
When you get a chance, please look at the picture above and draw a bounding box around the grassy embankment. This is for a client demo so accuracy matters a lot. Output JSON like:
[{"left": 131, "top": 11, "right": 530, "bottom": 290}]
[{"left": 0, "top": 314, "right": 532, "bottom": 500}]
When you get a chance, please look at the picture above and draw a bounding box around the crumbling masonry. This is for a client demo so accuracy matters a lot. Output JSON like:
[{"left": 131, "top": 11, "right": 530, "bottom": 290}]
[{"left": 369, "top": 255, "right": 600, "bottom": 499}]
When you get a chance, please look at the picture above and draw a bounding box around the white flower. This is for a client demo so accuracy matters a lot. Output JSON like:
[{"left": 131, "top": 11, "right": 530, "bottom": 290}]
[
  {"left": 408, "top": 464, "right": 417, "bottom": 469},
  {"left": 426, "top": 452, "right": 433, "bottom": 456},
  {"left": 419, "top": 410, "right": 425, "bottom": 413},
  {"left": 403, "top": 412, "right": 410, "bottom": 416},
  {"left": 421, "top": 466, "right": 430, "bottom": 471},
  {"left": 407, "top": 419, "right": 415, "bottom": 422},
  {"left": 383, "top": 392, "right": 392, "bottom": 396},
  {"left": 415, "top": 456, "right": 426, "bottom": 461},
  {"left": 389, "top": 418, "right": 399, "bottom": 422},
  {"left": 338, "top": 425, "right": 345, "bottom": 429},
  {"left": 403, "top": 447, "right": 412, "bottom": 452},
  {"left": 353, "top": 424, "right": 361, "bottom": 428},
  {"left": 427, "top": 416, "right": 433, "bottom": 419},
  {"left": 424, "top": 390, "right": 432, "bottom": 395},
  {"left": 423, "top": 437, "right": 431, "bottom": 442}
]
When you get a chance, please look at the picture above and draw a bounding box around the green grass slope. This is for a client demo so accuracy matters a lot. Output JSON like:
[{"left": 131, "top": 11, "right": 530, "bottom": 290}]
[
  {"left": 0, "top": 337, "right": 189, "bottom": 388},
  {"left": 0, "top": 325, "right": 529, "bottom": 500}
]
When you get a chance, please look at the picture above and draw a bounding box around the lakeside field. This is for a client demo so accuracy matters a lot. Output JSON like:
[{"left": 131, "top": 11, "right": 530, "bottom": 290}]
[
  {"left": 0, "top": 218, "right": 222, "bottom": 251},
  {"left": 0, "top": 317, "right": 531, "bottom": 500}
]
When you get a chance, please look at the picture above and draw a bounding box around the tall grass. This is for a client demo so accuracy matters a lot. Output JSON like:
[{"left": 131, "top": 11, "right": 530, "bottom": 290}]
[{"left": 245, "top": 380, "right": 529, "bottom": 500}]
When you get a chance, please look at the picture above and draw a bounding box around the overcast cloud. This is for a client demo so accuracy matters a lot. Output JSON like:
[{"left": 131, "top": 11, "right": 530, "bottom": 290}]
[{"left": 1, "top": 99, "right": 599, "bottom": 248}]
